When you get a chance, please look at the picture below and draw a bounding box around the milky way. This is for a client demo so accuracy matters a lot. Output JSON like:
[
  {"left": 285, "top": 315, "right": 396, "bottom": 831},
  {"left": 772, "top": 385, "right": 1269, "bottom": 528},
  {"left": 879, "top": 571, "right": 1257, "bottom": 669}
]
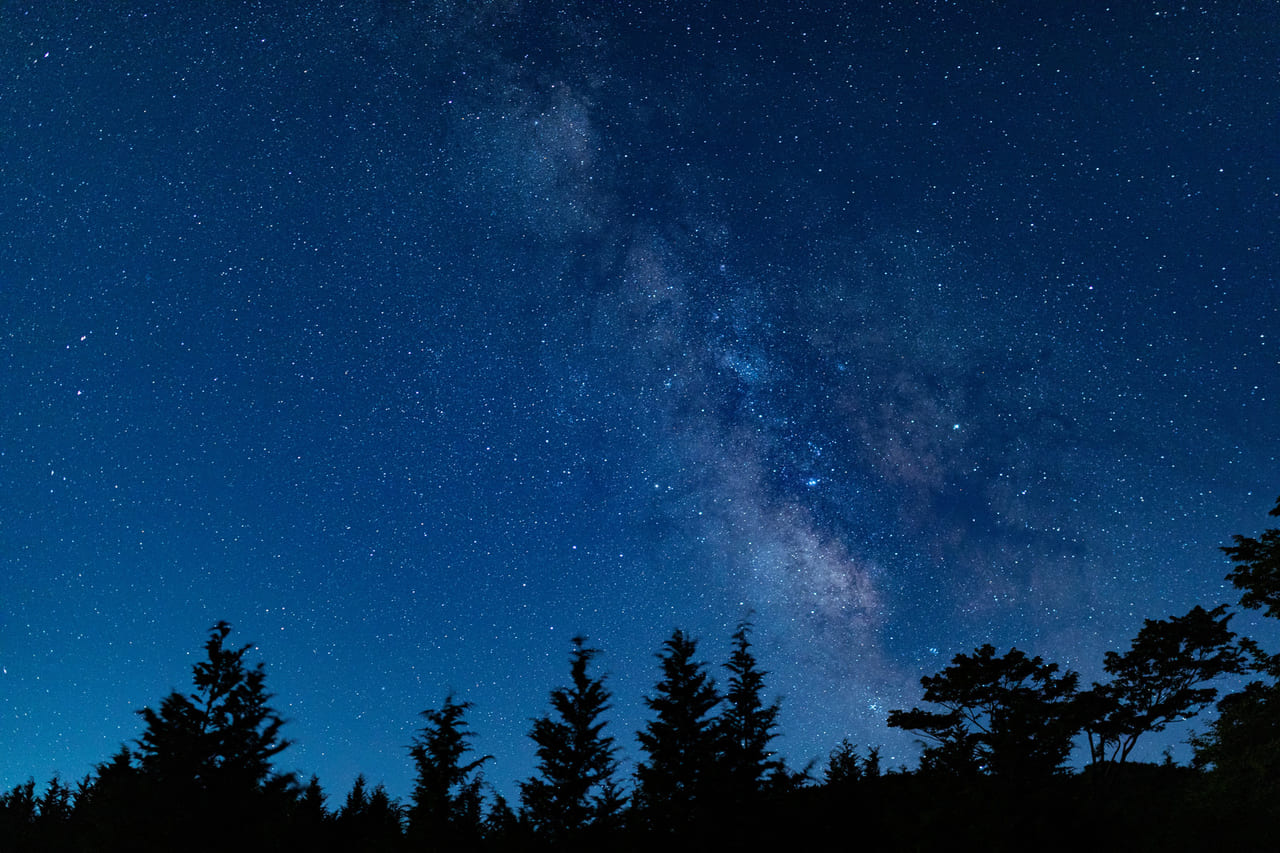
[{"left": 2, "top": 2, "right": 1276, "bottom": 799}]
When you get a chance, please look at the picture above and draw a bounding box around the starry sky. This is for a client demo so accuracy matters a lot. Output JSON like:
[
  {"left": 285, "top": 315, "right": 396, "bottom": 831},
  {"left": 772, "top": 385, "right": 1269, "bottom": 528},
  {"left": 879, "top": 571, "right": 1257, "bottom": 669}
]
[{"left": 3, "top": 1, "right": 1277, "bottom": 802}]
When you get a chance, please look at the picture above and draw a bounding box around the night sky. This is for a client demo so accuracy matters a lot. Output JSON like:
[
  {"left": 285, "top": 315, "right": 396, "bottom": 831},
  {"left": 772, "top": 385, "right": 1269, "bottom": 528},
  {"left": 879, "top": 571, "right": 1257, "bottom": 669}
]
[{"left": 3, "top": 2, "right": 1277, "bottom": 803}]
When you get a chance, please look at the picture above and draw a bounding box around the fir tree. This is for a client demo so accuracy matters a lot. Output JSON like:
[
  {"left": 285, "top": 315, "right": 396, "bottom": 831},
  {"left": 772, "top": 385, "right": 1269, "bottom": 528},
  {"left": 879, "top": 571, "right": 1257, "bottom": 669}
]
[
  {"left": 114, "top": 621, "right": 294, "bottom": 851},
  {"left": 634, "top": 629, "right": 722, "bottom": 829},
  {"left": 520, "top": 636, "right": 621, "bottom": 845},
  {"left": 135, "top": 621, "right": 291, "bottom": 795},
  {"left": 287, "top": 775, "right": 330, "bottom": 850},
  {"left": 336, "top": 775, "right": 403, "bottom": 851},
  {"left": 718, "top": 621, "right": 784, "bottom": 801},
  {"left": 824, "top": 739, "right": 881, "bottom": 786},
  {"left": 0, "top": 779, "right": 37, "bottom": 848},
  {"left": 406, "top": 694, "right": 490, "bottom": 848}
]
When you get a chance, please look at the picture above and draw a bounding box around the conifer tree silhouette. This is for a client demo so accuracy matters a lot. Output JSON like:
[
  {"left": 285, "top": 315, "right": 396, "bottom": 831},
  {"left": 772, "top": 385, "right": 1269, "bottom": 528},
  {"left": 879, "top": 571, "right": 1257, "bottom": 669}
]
[
  {"left": 338, "top": 773, "right": 371, "bottom": 821},
  {"left": 0, "top": 779, "right": 37, "bottom": 848},
  {"left": 520, "top": 636, "right": 621, "bottom": 845},
  {"left": 718, "top": 621, "right": 784, "bottom": 801},
  {"left": 73, "top": 622, "right": 293, "bottom": 852},
  {"left": 823, "top": 739, "right": 880, "bottom": 786},
  {"left": 287, "top": 774, "right": 330, "bottom": 850},
  {"left": 135, "top": 621, "right": 291, "bottom": 794},
  {"left": 634, "top": 629, "right": 722, "bottom": 829},
  {"left": 335, "top": 774, "right": 403, "bottom": 851},
  {"left": 483, "top": 791, "right": 525, "bottom": 848},
  {"left": 406, "top": 693, "right": 490, "bottom": 848},
  {"left": 71, "top": 747, "right": 143, "bottom": 851}
]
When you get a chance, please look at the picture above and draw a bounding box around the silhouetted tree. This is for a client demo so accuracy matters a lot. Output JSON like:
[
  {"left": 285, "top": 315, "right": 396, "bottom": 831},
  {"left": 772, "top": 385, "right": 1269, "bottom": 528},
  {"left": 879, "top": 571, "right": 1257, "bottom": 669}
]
[
  {"left": 634, "top": 629, "right": 722, "bottom": 829},
  {"left": 406, "top": 693, "right": 490, "bottom": 849},
  {"left": 286, "top": 774, "right": 331, "bottom": 850},
  {"left": 30, "top": 776, "right": 76, "bottom": 850},
  {"left": 1220, "top": 494, "right": 1280, "bottom": 679},
  {"left": 1082, "top": 604, "right": 1244, "bottom": 763},
  {"left": 1193, "top": 679, "right": 1280, "bottom": 807},
  {"left": 0, "top": 779, "right": 37, "bottom": 849},
  {"left": 824, "top": 739, "right": 881, "bottom": 786},
  {"left": 888, "top": 644, "right": 1080, "bottom": 779},
  {"left": 1223, "top": 495, "right": 1280, "bottom": 621},
  {"left": 72, "top": 747, "right": 147, "bottom": 850},
  {"left": 76, "top": 622, "right": 293, "bottom": 851},
  {"left": 335, "top": 775, "right": 403, "bottom": 851},
  {"left": 1192, "top": 496, "right": 1280, "bottom": 817},
  {"left": 298, "top": 774, "right": 327, "bottom": 817},
  {"left": 36, "top": 776, "right": 74, "bottom": 825},
  {"left": 135, "top": 621, "right": 291, "bottom": 795},
  {"left": 483, "top": 791, "right": 527, "bottom": 848},
  {"left": 520, "top": 636, "right": 622, "bottom": 845},
  {"left": 718, "top": 621, "right": 785, "bottom": 801}
]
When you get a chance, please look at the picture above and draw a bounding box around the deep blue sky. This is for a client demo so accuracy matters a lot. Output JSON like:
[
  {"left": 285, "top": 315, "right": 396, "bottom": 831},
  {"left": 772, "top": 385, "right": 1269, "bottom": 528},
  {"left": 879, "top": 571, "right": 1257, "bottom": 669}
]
[{"left": 3, "top": 1, "right": 1277, "bottom": 803}]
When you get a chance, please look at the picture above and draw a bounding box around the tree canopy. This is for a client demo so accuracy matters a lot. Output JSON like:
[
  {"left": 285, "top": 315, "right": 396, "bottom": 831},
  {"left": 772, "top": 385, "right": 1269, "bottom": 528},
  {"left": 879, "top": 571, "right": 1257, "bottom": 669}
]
[
  {"left": 135, "top": 621, "right": 291, "bottom": 794},
  {"left": 519, "top": 636, "right": 622, "bottom": 844},
  {"left": 718, "top": 621, "right": 784, "bottom": 800},
  {"left": 1191, "top": 495, "right": 1280, "bottom": 817},
  {"left": 406, "top": 694, "right": 490, "bottom": 847},
  {"left": 634, "top": 629, "right": 722, "bottom": 828},
  {"left": 8, "top": 497, "right": 1280, "bottom": 851},
  {"left": 1222, "top": 495, "right": 1280, "bottom": 621},
  {"left": 1083, "top": 604, "right": 1244, "bottom": 764},
  {"left": 888, "top": 644, "right": 1080, "bottom": 779}
]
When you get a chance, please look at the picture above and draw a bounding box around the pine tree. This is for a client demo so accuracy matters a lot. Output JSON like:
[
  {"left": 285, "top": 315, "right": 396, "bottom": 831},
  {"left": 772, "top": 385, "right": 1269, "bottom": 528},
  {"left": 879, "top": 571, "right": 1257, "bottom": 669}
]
[
  {"left": 634, "top": 629, "right": 722, "bottom": 829},
  {"left": 74, "top": 747, "right": 146, "bottom": 851},
  {"left": 483, "top": 791, "right": 523, "bottom": 847},
  {"left": 339, "top": 774, "right": 370, "bottom": 821},
  {"left": 114, "top": 621, "right": 294, "bottom": 851},
  {"left": 824, "top": 739, "right": 881, "bottom": 786},
  {"left": 406, "top": 694, "right": 490, "bottom": 848},
  {"left": 520, "top": 636, "right": 621, "bottom": 845},
  {"left": 135, "top": 621, "right": 291, "bottom": 795},
  {"left": 0, "top": 779, "right": 37, "bottom": 848},
  {"left": 336, "top": 775, "right": 404, "bottom": 851},
  {"left": 288, "top": 775, "right": 330, "bottom": 850},
  {"left": 718, "top": 621, "right": 784, "bottom": 801}
]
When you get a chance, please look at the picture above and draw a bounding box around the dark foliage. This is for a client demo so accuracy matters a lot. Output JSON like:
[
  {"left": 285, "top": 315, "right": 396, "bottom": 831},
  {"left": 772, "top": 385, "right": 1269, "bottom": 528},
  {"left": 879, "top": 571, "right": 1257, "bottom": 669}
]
[
  {"left": 888, "top": 644, "right": 1080, "bottom": 779},
  {"left": 8, "top": 496, "right": 1280, "bottom": 850},
  {"left": 633, "top": 629, "right": 722, "bottom": 830},
  {"left": 1189, "top": 495, "right": 1280, "bottom": 827},
  {"left": 73, "top": 621, "right": 296, "bottom": 852},
  {"left": 717, "top": 621, "right": 786, "bottom": 801},
  {"left": 519, "top": 635, "right": 622, "bottom": 846},
  {"left": 824, "top": 739, "right": 880, "bottom": 786},
  {"left": 335, "top": 774, "right": 404, "bottom": 851},
  {"left": 1082, "top": 604, "right": 1244, "bottom": 764},
  {"left": 135, "top": 621, "right": 291, "bottom": 795},
  {"left": 0, "top": 779, "right": 37, "bottom": 849},
  {"left": 1222, "top": 495, "right": 1280, "bottom": 620},
  {"left": 406, "top": 694, "right": 490, "bottom": 848},
  {"left": 285, "top": 774, "right": 332, "bottom": 851}
]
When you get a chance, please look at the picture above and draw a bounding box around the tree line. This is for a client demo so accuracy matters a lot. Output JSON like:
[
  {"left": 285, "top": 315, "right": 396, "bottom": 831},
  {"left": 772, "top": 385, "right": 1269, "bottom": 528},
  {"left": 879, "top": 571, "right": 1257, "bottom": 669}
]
[{"left": 4, "top": 495, "right": 1280, "bottom": 851}]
